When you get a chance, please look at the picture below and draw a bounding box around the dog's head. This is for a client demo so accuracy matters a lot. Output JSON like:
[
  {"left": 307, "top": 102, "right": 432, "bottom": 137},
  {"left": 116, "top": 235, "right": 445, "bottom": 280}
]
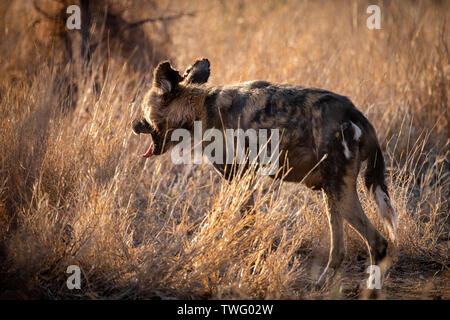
[{"left": 132, "top": 58, "right": 210, "bottom": 157}]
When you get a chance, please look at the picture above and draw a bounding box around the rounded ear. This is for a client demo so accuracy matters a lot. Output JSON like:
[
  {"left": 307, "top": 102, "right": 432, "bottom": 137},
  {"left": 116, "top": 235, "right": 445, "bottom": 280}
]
[
  {"left": 153, "top": 61, "right": 183, "bottom": 94},
  {"left": 182, "top": 58, "right": 210, "bottom": 84}
]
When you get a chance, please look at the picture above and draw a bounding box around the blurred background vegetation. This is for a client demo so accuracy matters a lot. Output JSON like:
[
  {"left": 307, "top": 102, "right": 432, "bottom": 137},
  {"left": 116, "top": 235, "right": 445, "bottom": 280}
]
[{"left": 0, "top": 0, "right": 448, "bottom": 299}]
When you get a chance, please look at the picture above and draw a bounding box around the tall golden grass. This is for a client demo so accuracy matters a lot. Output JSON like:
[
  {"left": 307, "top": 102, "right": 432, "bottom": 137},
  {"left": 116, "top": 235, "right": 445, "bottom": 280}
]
[{"left": 0, "top": 0, "right": 448, "bottom": 299}]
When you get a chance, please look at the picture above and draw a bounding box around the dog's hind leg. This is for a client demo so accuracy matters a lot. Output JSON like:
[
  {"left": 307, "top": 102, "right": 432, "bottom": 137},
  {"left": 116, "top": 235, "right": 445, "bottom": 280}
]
[
  {"left": 315, "top": 122, "right": 362, "bottom": 288},
  {"left": 341, "top": 186, "right": 390, "bottom": 298},
  {"left": 342, "top": 191, "right": 388, "bottom": 268},
  {"left": 315, "top": 121, "right": 389, "bottom": 289},
  {"left": 317, "top": 174, "right": 389, "bottom": 290}
]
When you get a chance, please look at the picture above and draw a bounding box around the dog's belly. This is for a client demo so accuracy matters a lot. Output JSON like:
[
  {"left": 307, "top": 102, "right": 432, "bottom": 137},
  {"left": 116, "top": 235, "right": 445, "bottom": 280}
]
[
  {"left": 281, "top": 147, "right": 322, "bottom": 188},
  {"left": 209, "top": 144, "right": 323, "bottom": 189}
]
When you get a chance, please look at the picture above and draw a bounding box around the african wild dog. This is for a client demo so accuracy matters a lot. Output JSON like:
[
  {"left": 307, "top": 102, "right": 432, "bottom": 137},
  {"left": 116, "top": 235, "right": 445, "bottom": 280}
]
[{"left": 132, "top": 59, "right": 397, "bottom": 287}]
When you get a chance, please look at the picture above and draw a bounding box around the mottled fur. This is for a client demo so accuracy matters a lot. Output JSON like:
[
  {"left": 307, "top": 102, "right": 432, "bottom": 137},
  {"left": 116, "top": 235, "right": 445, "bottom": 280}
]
[{"left": 132, "top": 59, "right": 397, "bottom": 287}]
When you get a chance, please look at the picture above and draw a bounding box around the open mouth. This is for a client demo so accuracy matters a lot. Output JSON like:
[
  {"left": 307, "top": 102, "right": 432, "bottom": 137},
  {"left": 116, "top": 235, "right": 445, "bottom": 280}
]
[
  {"left": 132, "top": 118, "right": 159, "bottom": 158},
  {"left": 142, "top": 142, "right": 154, "bottom": 158},
  {"left": 138, "top": 133, "right": 164, "bottom": 158}
]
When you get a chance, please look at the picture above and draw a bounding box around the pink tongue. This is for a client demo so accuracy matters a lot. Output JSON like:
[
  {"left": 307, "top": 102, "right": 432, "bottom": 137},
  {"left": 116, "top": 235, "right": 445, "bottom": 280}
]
[{"left": 142, "top": 143, "right": 153, "bottom": 158}]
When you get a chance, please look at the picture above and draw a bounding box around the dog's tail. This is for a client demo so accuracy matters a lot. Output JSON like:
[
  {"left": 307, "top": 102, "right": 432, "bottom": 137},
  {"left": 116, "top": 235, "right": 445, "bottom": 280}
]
[{"left": 352, "top": 111, "right": 397, "bottom": 241}]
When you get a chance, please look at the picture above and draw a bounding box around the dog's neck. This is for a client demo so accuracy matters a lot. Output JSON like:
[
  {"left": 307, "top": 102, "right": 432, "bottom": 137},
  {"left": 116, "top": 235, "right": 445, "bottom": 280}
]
[{"left": 171, "top": 84, "right": 209, "bottom": 127}]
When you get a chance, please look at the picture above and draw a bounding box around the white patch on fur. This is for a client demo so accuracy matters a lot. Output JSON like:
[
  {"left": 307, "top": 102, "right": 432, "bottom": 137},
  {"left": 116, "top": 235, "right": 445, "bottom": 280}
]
[
  {"left": 350, "top": 121, "right": 362, "bottom": 141},
  {"left": 342, "top": 139, "right": 352, "bottom": 159}
]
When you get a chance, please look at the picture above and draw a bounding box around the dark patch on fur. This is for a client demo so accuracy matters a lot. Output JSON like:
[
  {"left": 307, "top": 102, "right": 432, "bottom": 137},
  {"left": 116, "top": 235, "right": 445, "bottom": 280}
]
[
  {"left": 248, "top": 81, "right": 271, "bottom": 89},
  {"left": 230, "top": 93, "right": 248, "bottom": 117},
  {"left": 204, "top": 89, "right": 222, "bottom": 129},
  {"left": 318, "top": 130, "right": 348, "bottom": 197}
]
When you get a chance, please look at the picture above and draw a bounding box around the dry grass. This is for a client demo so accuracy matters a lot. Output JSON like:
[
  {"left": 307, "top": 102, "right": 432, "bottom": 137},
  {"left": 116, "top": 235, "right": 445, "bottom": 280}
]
[{"left": 0, "top": 0, "right": 448, "bottom": 299}]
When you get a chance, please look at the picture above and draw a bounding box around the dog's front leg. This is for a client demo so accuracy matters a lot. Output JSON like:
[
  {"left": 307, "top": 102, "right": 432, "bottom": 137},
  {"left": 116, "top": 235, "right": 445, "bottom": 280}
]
[{"left": 316, "top": 190, "right": 346, "bottom": 288}]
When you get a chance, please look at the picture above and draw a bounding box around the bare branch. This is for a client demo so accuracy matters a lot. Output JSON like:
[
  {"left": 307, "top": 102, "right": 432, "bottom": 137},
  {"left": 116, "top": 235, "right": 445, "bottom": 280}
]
[
  {"left": 88, "top": 11, "right": 196, "bottom": 53},
  {"left": 123, "top": 11, "right": 196, "bottom": 31},
  {"left": 33, "top": 0, "right": 60, "bottom": 21}
]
